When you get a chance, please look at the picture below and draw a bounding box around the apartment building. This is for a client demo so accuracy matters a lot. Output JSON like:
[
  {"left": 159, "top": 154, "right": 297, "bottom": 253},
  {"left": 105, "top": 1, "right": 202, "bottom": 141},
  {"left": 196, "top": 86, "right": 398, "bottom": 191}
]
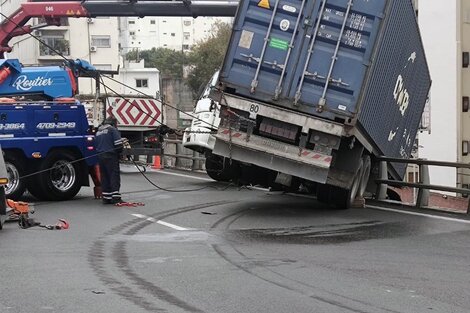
[{"left": 119, "top": 16, "right": 233, "bottom": 54}]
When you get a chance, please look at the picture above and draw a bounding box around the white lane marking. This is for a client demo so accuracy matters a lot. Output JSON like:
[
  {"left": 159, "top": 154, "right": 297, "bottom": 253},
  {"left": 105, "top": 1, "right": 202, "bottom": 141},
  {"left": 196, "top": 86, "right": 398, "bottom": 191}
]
[
  {"left": 367, "top": 205, "right": 470, "bottom": 224},
  {"left": 131, "top": 213, "right": 188, "bottom": 231},
  {"left": 157, "top": 220, "right": 188, "bottom": 231}
]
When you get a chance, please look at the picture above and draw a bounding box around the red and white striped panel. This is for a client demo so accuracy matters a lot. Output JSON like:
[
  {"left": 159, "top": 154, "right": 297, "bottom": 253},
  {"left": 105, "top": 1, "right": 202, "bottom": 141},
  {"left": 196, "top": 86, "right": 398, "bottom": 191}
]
[{"left": 106, "top": 97, "right": 162, "bottom": 126}]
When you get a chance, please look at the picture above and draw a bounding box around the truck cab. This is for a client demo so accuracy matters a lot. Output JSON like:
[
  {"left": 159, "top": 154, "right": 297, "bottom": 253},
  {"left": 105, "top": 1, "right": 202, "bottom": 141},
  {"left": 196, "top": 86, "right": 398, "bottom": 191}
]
[
  {"left": 183, "top": 70, "right": 220, "bottom": 154},
  {"left": 183, "top": 71, "right": 239, "bottom": 182}
]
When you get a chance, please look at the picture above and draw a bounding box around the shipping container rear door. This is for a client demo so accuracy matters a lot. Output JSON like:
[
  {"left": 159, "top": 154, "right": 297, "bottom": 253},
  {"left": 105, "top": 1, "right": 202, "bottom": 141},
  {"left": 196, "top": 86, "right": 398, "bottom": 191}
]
[
  {"left": 221, "top": 0, "right": 387, "bottom": 119},
  {"left": 221, "top": 0, "right": 313, "bottom": 101}
]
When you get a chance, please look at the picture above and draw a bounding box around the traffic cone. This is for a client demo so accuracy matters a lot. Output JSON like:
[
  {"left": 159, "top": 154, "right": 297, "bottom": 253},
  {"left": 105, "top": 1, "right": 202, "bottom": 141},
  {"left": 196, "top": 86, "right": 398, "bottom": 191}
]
[{"left": 152, "top": 155, "right": 161, "bottom": 170}]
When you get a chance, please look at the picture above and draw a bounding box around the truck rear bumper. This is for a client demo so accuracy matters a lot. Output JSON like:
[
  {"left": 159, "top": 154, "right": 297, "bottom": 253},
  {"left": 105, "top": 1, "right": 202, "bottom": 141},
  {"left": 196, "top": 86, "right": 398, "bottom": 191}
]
[{"left": 214, "top": 128, "right": 332, "bottom": 183}]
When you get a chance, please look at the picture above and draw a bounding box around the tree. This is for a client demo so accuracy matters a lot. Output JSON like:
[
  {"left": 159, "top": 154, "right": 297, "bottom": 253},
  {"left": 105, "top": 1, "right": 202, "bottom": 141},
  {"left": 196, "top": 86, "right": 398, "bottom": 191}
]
[
  {"left": 186, "top": 22, "right": 232, "bottom": 95},
  {"left": 126, "top": 47, "right": 184, "bottom": 79}
]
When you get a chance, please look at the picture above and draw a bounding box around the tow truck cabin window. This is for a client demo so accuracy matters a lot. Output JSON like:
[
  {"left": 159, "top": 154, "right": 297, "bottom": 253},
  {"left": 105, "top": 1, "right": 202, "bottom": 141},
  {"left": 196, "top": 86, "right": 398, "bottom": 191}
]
[
  {"left": 91, "top": 35, "right": 111, "bottom": 48},
  {"left": 136, "top": 79, "right": 148, "bottom": 88}
]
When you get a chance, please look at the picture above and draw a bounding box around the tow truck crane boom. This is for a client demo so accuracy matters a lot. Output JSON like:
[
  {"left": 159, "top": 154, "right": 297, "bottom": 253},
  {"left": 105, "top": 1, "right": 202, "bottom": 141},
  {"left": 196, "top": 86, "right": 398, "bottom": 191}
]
[{"left": 0, "top": 0, "right": 239, "bottom": 57}]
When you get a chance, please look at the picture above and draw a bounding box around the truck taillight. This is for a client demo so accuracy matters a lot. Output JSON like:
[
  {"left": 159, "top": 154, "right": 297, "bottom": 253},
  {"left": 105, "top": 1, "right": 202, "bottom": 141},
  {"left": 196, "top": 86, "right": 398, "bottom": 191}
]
[
  {"left": 145, "top": 136, "right": 158, "bottom": 143},
  {"left": 86, "top": 136, "right": 94, "bottom": 151}
]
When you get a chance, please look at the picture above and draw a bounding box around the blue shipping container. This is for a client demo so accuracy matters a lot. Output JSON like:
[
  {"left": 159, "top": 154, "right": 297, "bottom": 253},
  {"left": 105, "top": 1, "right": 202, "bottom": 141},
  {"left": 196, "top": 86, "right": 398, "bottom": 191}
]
[{"left": 219, "top": 0, "right": 431, "bottom": 177}]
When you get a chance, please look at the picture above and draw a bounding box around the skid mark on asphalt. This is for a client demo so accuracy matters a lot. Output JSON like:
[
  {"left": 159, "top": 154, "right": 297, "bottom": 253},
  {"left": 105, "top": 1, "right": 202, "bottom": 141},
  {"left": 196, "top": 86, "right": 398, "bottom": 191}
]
[{"left": 88, "top": 200, "right": 236, "bottom": 313}]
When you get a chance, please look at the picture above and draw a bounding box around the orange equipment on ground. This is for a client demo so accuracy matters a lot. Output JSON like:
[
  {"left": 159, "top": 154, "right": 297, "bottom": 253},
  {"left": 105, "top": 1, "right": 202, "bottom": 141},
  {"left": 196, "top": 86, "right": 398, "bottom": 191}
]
[{"left": 6, "top": 199, "right": 69, "bottom": 230}]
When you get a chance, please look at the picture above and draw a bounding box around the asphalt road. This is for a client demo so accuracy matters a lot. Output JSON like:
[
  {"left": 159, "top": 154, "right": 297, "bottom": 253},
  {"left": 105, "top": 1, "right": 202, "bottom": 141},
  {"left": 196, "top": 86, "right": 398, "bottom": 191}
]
[{"left": 1, "top": 166, "right": 470, "bottom": 313}]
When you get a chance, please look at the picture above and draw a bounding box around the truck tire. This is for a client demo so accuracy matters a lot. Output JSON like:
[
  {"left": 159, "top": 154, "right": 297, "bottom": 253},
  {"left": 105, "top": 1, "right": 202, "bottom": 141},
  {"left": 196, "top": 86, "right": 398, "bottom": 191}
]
[
  {"left": 31, "top": 150, "right": 82, "bottom": 201},
  {"left": 4, "top": 155, "right": 26, "bottom": 200},
  {"left": 333, "top": 159, "right": 363, "bottom": 209},
  {"left": 317, "top": 159, "right": 363, "bottom": 209},
  {"left": 205, "top": 155, "right": 233, "bottom": 182}
]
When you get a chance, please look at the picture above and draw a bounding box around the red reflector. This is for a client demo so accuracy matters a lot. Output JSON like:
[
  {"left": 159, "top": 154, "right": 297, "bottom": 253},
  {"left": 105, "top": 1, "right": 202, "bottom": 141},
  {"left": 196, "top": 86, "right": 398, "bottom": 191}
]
[{"left": 87, "top": 146, "right": 94, "bottom": 151}]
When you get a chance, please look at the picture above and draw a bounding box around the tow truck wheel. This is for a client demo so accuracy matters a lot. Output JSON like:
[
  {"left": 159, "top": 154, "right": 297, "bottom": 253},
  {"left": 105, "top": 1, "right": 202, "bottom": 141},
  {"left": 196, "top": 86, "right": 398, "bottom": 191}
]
[
  {"left": 33, "top": 150, "right": 82, "bottom": 201},
  {"left": 4, "top": 155, "right": 26, "bottom": 200}
]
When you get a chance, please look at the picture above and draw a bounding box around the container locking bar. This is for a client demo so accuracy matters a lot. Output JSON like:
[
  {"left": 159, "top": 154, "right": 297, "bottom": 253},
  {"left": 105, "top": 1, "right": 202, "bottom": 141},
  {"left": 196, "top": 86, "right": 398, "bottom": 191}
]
[
  {"left": 273, "top": 0, "right": 307, "bottom": 100},
  {"left": 250, "top": 0, "right": 282, "bottom": 93},
  {"left": 294, "top": 0, "right": 328, "bottom": 105}
]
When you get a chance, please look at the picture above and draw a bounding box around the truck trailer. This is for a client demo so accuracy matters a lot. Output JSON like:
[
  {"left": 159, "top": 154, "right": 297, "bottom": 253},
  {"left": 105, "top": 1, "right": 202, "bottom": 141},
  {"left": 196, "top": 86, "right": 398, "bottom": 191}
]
[{"left": 210, "top": 0, "right": 431, "bottom": 208}]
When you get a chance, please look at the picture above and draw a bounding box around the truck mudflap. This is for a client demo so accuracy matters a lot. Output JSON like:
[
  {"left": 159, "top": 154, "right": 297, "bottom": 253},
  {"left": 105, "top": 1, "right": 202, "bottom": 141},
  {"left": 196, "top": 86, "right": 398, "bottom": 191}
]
[{"left": 214, "top": 127, "right": 332, "bottom": 184}]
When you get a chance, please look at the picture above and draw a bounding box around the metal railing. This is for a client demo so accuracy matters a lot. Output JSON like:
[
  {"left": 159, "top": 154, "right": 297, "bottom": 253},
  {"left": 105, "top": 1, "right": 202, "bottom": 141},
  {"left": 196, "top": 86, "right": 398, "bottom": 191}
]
[
  {"left": 162, "top": 139, "right": 205, "bottom": 171},
  {"left": 375, "top": 156, "right": 470, "bottom": 213}
]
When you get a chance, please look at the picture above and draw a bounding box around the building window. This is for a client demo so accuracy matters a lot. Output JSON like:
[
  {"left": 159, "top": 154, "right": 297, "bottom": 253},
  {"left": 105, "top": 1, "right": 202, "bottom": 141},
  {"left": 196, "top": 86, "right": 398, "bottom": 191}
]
[
  {"left": 91, "top": 35, "right": 111, "bottom": 48},
  {"left": 182, "top": 44, "right": 190, "bottom": 50},
  {"left": 163, "top": 20, "right": 167, "bottom": 23},
  {"left": 150, "top": 20, "right": 156, "bottom": 24},
  {"left": 40, "top": 36, "right": 70, "bottom": 56},
  {"left": 129, "top": 31, "right": 135, "bottom": 36},
  {"left": 163, "top": 32, "right": 167, "bottom": 35},
  {"left": 129, "top": 20, "right": 135, "bottom": 24},
  {"left": 171, "top": 33, "right": 175, "bottom": 37},
  {"left": 136, "top": 79, "right": 148, "bottom": 88},
  {"left": 183, "top": 20, "right": 191, "bottom": 26},
  {"left": 183, "top": 32, "right": 190, "bottom": 40}
]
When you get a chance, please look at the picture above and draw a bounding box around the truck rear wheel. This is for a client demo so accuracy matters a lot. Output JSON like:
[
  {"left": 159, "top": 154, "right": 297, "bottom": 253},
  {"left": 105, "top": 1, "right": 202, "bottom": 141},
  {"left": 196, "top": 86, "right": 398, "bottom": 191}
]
[
  {"left": 4, "top": 155, "right": 26, "bottom": 200},
  {"left": 317, "top": 159, "right": 363, "bottom": 209},
  {"left": 30, "top": 150, "right": 82, "bottom": 201}
]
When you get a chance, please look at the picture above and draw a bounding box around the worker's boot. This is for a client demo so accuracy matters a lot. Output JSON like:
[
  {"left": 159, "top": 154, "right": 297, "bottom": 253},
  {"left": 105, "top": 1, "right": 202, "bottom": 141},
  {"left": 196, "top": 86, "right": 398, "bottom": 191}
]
[
  {"left": 111, "top": 197, "right": 123, "bottom": 205},
  {"left": 102, "top": 198, "right": 112, "bottom": 205}
]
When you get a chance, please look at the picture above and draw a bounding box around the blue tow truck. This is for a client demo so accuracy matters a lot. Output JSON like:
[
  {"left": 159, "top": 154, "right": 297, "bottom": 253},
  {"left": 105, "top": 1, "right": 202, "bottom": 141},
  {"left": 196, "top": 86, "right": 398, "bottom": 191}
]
[{"left": 0, "top": 58, "right": 99, "bottom": 201}]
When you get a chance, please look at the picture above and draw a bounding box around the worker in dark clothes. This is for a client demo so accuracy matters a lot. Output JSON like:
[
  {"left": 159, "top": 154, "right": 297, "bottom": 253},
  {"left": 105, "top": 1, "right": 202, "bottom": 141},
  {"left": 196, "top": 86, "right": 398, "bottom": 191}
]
[{"left": 95, "top": 117, "right": 125, "bottom": 204}]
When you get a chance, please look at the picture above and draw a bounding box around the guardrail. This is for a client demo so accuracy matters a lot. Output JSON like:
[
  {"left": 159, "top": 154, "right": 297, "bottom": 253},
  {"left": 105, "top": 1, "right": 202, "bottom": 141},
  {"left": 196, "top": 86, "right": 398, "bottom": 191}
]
[
  {"left": 375, "top": 157, "right": 470, "bottom": 214},
  {"left": 162, "top": 139, "right": 205, "bottom": 171}
]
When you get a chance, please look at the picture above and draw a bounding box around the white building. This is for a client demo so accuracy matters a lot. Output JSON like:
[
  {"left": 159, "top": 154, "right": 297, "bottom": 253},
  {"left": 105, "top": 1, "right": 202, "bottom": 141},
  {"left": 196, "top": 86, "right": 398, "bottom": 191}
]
[
  {"left": 119, "top": 16, "right": 233, "bottom": 54},
  {"left": 417, "top": 0, "right": 469, "bottom": 190},
  {"left": 118, "top": 59, "right": 160, "bottom": 98}
]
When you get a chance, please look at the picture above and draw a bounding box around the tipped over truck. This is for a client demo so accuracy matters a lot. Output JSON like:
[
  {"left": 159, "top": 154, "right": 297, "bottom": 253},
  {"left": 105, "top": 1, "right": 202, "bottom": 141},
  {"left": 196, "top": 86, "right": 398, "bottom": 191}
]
[{"left": 209, "top": 0, "right": 431, "bottom": 208}]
